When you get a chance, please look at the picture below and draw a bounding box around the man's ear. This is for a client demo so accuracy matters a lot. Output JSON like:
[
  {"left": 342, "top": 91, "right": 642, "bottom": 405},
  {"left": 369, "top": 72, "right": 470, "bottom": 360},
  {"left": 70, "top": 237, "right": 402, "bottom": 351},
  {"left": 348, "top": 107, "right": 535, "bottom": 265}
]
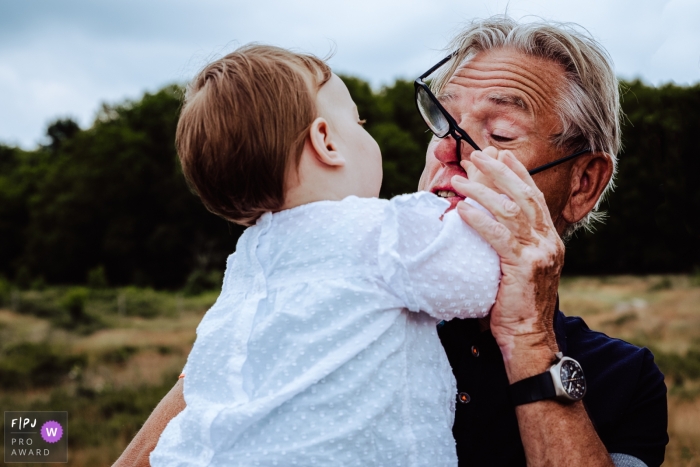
[
  {"left": 308, "top": 117, "right": 345, "bottom": 167},
  {"left": 561, "top": 152, "right": 614, "bottom": 224}
]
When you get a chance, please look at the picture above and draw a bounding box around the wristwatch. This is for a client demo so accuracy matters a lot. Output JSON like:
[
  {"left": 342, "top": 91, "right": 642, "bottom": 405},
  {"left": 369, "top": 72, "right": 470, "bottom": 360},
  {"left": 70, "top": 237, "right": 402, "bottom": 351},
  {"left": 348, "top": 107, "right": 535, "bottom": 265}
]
[{"left": 509, "top": 352, "right": 586, "bottom": 405}]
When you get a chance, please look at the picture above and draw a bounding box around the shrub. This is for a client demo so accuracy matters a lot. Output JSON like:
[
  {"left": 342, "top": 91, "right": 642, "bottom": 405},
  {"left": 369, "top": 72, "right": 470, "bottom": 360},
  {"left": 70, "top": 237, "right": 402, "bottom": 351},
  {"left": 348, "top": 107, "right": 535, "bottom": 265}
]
[
  {"left": 87, "top": 265, "right": 109, "bottom": 289},
  {"left": 60, "top": 287, "right": 90, "bottom": 322},
  {"left": 652, "top": 347, "right": 700, "bottom": 384},
  {"left": 100, "top": 346, "right": 139, "bottom": 365},
  {"left": 55, "top": 287, "right": 104, "bottom": 333},
  {"left": 691, "top": 266, "right": 700, "bottom": 287},
  {"left": 14, "top": 374, "right": 179, "bottom": 448},
  {"left": 0, "top": 342, "right": 86, "bottom": 389},
  {"left": 30, "top": 276, "right": 47, "bottom": 291},
  {"left": 117, "top": 287, "right": 166, "bottom": 318},
  {"left": 14, "top": 265, "right": 32, "bottom": 290},
  {"left": 182, "top": 269, "right": 223, "bottom": 296},
  {"left": 15, "top": 289, "right": 63, "bottom": 318},
  {"left": 648, "top": 276, "right": 673, "bottom": 291},
  {"left": 0, "top": 276, "right": 10, "bottom": 307}
]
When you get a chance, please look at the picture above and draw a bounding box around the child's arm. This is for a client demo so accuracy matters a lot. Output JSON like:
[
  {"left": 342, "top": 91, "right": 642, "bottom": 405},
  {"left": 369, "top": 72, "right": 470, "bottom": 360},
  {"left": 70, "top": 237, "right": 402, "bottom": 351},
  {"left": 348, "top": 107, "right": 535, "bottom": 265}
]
[{"left": 378, "top": 191, "right": 501, "bottom": 320}]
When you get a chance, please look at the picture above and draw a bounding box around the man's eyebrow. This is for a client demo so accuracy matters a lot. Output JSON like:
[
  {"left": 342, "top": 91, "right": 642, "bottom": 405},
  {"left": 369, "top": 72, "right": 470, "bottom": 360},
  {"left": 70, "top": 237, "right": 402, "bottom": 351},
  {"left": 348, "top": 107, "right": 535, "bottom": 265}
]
[
  {"left": 487, "top": 93, "right": 529, "bottom": 112},
  {"left": 436, "top": 91, "right": 456, "bottom": 104}
]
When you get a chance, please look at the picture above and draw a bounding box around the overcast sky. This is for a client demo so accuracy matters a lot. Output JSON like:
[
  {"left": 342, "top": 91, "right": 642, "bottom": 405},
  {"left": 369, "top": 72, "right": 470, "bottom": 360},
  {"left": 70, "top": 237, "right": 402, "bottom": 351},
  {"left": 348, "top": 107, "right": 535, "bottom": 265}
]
[{"left": 1, "top": 0, "right": 699, "bottom": 149}]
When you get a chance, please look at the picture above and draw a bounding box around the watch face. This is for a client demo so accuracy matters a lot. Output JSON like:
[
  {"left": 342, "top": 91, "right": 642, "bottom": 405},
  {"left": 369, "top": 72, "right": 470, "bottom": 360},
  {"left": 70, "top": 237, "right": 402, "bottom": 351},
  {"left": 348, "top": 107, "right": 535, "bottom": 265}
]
[{"left": 559, "top": 359, "right": 586, "bottom": 400}]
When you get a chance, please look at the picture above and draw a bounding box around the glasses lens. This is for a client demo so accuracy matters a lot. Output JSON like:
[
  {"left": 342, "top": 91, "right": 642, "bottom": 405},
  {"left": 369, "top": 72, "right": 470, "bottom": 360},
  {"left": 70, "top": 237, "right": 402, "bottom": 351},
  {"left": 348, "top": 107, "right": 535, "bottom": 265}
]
[{"left": 416, "top": 86, "right": 450, "bottom": 138}]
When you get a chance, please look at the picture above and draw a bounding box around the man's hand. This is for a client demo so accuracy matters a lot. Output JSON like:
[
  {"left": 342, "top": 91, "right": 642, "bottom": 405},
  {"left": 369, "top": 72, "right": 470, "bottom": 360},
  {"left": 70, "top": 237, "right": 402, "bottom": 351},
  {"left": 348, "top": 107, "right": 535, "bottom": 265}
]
[
  {"left": 453, "top": 147, "right": 615, "bottom": 466},
  {"left": 452, "top": 147, "right": 563, "bottom": 382}
]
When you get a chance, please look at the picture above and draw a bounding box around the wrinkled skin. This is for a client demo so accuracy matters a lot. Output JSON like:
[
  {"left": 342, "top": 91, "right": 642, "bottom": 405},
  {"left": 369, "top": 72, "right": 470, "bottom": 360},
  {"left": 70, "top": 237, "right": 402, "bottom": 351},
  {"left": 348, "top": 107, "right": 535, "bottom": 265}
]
[{"left": 418, "top": 48, "right": 614, "bottom": 466}]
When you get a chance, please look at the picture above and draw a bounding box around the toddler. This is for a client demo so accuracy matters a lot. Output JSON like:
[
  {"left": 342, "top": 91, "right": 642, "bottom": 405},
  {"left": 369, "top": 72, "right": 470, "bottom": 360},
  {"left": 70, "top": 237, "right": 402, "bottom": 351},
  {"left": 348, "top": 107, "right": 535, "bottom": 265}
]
[{"left": 151, "top": 45, "right": 500, "bottom": 467}]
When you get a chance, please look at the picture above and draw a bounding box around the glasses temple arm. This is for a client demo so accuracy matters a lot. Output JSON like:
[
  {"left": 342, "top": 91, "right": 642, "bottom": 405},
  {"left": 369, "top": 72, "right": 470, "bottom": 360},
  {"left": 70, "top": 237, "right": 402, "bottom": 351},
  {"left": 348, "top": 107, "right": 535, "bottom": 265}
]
[
  {"left": 527, "top": 149, "right": 591, "bottom": 176},
  {"left": 419, "top": 53, "right": 457, "bottom": 80}
]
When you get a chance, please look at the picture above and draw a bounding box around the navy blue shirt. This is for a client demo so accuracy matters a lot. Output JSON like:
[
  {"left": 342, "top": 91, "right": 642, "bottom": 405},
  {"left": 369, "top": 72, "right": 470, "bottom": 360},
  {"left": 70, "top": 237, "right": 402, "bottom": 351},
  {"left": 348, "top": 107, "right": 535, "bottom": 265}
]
[{"left": 438, "top": 309, "right": 668, "bottom": 467}]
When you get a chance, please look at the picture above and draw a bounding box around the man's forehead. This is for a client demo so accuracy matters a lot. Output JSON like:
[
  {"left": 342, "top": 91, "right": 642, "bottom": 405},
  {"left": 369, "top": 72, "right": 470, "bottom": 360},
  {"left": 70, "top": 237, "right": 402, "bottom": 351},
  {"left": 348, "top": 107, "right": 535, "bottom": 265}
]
[
  {"left": 438, "top": 49, "right": 565, "bottom": 117},
  {"left": 439, "top": 89, "right": 530, "bottom": 112}
]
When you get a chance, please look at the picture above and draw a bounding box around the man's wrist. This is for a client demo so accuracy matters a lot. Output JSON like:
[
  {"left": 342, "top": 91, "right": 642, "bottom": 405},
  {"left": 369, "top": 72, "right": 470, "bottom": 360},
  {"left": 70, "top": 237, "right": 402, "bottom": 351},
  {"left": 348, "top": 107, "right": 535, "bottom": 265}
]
[{"left": 499, "top": 334, "right": 559, "bottom": 384}]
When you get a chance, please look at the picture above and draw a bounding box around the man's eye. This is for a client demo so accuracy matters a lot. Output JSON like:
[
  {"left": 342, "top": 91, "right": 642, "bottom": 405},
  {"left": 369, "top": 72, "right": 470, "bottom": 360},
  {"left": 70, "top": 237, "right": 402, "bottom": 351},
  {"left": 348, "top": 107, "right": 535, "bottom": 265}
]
[{"left": 491, "top": 134, "right": 513, "bottom": 143}]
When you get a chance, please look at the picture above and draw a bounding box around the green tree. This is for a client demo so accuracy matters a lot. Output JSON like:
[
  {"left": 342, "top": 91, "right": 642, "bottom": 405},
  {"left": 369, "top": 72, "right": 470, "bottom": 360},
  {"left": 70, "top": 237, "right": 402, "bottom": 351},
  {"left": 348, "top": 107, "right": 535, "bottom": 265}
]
[
  {"left": 13, "top": 86, "right": 241, "bottom": 287},
  {"left": 0, "top": 145, "right": 50, "bottom": 281},
  {"left": 564, "top": 80, "right": 700, "bottom": 274},
  {"left": 1, "top": 77, "right": 699, "bottom": 286}
]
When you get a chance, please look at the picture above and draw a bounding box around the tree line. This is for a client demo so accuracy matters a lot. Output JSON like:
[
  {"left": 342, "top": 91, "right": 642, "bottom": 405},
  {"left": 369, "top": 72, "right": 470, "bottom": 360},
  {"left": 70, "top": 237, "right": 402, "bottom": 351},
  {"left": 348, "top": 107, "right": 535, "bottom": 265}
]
[{"left": 1, "top": 78, "right": 698, "bottom": 289}]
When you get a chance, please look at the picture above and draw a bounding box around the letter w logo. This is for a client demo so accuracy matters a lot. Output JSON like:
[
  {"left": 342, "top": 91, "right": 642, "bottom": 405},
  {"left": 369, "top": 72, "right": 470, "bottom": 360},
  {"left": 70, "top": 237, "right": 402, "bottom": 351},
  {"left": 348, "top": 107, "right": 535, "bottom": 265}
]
[{"left": 46, "top": 427, "right": 58, "bottom": 437}]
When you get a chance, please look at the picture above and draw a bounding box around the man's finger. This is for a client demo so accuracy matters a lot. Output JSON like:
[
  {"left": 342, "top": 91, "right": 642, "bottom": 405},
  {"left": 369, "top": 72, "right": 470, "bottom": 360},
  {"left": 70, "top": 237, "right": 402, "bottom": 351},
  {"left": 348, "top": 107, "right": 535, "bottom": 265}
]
[
  {"left": 452, "top": 176, "right": 536, "bottom": 244},
  {"left": 501, "top": 151, "right": 554, "bottom": 222},
  {"left": 468, "top": 147, "right": 499, "bottom": 163},
  {"left": 460, "top": 160, "right": 479, "bottom": 180},
  {"left": 460, "top": 160, "right": 497, "bottom": 191},
  {"left": 470, "top": 152, "right": 542, "bottom": 226},
  {"left": 500, "top": 150, "right": 538, "bottom": 190},
  {"left": 500, "top": 151, "right": 551, "bottom": 215}
]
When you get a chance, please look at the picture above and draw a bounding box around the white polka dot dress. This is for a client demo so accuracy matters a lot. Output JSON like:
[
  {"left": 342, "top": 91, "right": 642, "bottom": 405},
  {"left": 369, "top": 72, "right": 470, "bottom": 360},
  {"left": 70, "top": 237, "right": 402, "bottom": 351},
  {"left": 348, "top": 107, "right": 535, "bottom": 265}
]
[{"left": 151, "top": 192, "right": 500, "bottom": 467}]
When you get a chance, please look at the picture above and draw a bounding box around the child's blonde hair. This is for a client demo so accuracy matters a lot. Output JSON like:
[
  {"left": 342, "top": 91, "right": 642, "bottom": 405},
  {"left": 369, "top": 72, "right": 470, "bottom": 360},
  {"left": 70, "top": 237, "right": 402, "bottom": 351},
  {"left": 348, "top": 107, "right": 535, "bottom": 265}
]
[{"left": 177, "top": 44, "right": 332, "bottom": 225}]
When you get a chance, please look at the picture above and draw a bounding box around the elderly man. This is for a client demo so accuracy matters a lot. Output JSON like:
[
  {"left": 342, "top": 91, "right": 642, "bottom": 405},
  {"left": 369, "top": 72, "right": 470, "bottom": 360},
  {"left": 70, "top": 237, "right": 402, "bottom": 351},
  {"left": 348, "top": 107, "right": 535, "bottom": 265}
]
[
  {"left": 114, "top": 16, "right": 667, "bottom": 467},
  {"left": 417, "top": 16, "right": 668, "bottom": 467}
]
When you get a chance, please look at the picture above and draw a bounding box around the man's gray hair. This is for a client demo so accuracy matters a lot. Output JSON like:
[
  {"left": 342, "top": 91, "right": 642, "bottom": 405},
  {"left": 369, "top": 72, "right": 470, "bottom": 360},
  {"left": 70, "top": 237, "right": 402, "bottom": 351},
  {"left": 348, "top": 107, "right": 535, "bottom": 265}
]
[{"left": 433, "top": 16, "right": 621, "bottom": 238}]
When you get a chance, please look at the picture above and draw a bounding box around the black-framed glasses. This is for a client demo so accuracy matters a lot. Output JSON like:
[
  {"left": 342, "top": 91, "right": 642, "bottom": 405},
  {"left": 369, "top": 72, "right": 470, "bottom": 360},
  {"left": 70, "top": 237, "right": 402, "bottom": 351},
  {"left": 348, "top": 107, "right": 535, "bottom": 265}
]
[{"left": 414, "top": 54, "right": 591, "bottom": 176}]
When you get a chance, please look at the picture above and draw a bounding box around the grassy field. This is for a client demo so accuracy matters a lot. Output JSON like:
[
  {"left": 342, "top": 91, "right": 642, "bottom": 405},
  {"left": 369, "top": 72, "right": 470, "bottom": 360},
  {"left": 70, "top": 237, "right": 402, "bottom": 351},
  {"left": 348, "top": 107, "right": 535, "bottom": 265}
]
[
  {"left": 559, "top": 275, "right": 700, "bottom": 466},
  {"left": 1, "top": 276, "right": 699, "bottom": 466}
]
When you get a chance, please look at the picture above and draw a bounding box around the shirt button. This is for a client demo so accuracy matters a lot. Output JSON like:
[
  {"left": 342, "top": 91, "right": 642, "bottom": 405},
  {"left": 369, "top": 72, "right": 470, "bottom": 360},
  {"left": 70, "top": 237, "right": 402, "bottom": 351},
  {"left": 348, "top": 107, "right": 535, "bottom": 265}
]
[
  {"left": 471, "top": 345, "right": 479, "bottom": 357},
  {"left": 458, "top": 392, "right": 471, "bottom": 404}
]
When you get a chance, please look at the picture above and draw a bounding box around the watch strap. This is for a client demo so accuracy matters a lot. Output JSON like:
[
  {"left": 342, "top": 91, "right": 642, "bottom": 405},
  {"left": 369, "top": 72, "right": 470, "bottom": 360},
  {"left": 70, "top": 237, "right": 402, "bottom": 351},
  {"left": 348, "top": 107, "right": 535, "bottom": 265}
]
[{"left": 509, "top": 371, "right": 556, "bottom": 406}]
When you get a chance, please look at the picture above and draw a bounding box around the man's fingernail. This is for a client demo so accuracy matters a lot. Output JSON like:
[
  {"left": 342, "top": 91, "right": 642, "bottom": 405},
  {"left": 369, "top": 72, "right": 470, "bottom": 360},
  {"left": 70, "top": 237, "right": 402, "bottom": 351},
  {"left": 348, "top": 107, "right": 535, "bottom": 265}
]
[
  {"left": 452, "top": 175, "right": 468, "bottom": 185},
  {"left": 472, "top": 152, "right": 487, "bottom": 160}
]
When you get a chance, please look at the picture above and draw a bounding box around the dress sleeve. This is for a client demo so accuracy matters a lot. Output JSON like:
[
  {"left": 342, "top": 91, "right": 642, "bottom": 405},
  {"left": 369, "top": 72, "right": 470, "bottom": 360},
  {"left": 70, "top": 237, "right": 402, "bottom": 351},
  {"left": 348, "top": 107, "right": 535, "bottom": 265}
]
[{"left": 378, "top": 192, "right": 501, "bottom": 321}]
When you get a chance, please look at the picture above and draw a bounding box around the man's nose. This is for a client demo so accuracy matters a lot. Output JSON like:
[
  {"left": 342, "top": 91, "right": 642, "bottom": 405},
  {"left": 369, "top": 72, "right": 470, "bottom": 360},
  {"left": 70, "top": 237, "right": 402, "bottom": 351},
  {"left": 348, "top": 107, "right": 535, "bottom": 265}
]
[{"left": 433, "top": 136, "right": 463, "bottom": 166}]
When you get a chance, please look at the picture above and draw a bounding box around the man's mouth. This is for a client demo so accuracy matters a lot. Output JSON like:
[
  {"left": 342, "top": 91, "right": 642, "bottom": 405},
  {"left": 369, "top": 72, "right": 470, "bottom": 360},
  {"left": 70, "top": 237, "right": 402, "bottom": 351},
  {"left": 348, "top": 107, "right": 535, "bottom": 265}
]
[
  {"left": 432, "top": 187, "right": 464, "bottom": 210},
  {"left": 436, "top": 190, "right": 458, "bottom": 199}
]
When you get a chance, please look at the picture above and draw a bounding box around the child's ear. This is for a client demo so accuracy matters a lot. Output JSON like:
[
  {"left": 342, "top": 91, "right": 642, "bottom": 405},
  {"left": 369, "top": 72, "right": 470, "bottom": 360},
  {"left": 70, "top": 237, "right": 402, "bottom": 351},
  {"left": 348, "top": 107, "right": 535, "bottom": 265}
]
[{"left": 308, "top": 117, "right": 345, "bottom": 167}]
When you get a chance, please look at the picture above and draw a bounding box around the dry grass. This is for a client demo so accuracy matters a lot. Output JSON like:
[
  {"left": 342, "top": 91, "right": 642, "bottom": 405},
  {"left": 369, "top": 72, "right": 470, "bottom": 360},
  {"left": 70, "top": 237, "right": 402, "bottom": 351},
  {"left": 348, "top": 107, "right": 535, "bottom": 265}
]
[
  {"left": 0, "top": 276, "right": 698, "bottom": 466},
  {"left": 560, "top": 275, "right": 700, "bottom": 466}
]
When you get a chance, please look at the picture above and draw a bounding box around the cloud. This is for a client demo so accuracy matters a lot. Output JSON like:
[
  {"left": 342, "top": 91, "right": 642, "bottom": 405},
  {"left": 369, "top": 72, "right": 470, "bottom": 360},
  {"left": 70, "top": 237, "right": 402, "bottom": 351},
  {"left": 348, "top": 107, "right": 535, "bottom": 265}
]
[{"left": 1, "top": 0, "right": 698, "bottom": 148}]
